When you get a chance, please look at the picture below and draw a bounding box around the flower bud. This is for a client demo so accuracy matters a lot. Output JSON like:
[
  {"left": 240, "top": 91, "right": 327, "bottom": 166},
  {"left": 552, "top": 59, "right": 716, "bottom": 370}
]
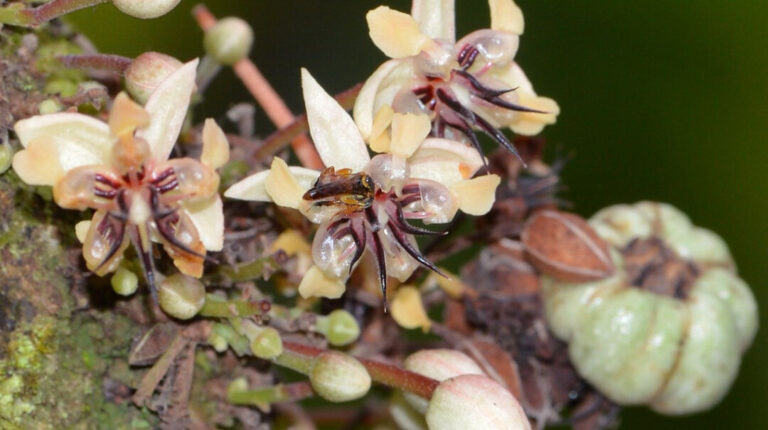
[
  {"left": 124, "top": 52, "right": 183, "bottom": 104},
  {"left": 113, "top": 0, "right": 181, "bottom": 19},
  {"left": 316, "top": 309, "right": 361, "bottom": 347},
  {"left": 309, "top": 351, "right": 371, "bottom": 402},
  {"left": 0, "top": 143, "right": 12, "bottom": 175},
  {"left": 110, "top": 266, "right": 139, "bottom": 296},
  {"left": 38, "top": 98, "right": 63, "bottom": 114},
  {"left": 204, "top": 17, "right": 254, "bottom": 66},
  {"left": 426, "top": 374, "right": 530, "bottom": 430},
  {"left": 158, "top": 274, "right": 206, "bottom": 320},
  {"left": 404, "top": 349, "right": 485, "bottom": 413},
  {"left": 250, "top": 327, "right": 283, "bottom": 359}
]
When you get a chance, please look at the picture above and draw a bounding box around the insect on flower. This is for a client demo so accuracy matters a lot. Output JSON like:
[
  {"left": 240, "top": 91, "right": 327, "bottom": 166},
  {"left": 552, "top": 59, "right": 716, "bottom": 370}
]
[
  {"left": 12, "top": 59, "right": 229, "bottom": 296},
  {"left": 355, "top": 0, "right": 559, "bottom": 163},
  {"left": 226, "top": 69, "right": 500, "bottom": 303}
]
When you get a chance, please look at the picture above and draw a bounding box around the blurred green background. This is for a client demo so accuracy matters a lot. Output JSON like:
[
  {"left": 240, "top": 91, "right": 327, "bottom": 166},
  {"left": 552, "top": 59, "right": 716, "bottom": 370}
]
[{"left": 68, "top": 1, "right": 767, "bottom": 428}]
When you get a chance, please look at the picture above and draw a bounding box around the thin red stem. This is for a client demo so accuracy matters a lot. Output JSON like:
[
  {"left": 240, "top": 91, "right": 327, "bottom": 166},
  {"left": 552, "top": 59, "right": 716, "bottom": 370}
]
[
  {"left": 282, "top": 340, "right": 439, "bottom": 399},
  {"left": 192, "top": 4, "right": 324, "bottom": 170},
  {"left": 58, "top": 54, "right": 132, "bottom": 73}
]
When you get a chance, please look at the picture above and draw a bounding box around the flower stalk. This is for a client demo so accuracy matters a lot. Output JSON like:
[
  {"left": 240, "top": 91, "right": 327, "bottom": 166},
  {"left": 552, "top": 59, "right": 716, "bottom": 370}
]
[
  {"left": 227, "top": 380, "right": 315, "bottom": 408},
  {"left": 0, "top": 0, "right": 108, "bottom": 27},
  {"left": 192, "top": 4, "right": 323, "bottom": 169},
  {"left": 280, "top": 340, "right": 440, "bottom": 399},
  {"left": 57, "top": 54, "right": 132, "bottom": 73}
]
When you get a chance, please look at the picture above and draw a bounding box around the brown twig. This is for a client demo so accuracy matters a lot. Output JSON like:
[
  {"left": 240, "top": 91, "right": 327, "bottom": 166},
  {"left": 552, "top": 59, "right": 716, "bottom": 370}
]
[
  {"left": 192, "top": 4, "right": 323, "bottom": 169},
  {"left": 57, "top": 54, "right": 132, "bottom": 73}
]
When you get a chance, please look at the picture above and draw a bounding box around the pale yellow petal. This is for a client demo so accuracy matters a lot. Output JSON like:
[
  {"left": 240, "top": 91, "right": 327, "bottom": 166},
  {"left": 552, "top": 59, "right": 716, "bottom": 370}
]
[
  {"left": 390, "top": 113, "right": 431, "bottom": 158},
  {"left": 13, "top": 112, "right": 113, "bottom": 178},
  {"left": 224, "top": 165, "right": 319, "bottom": 202},
  {"left": 270, "top": 230, "right": 312, "bottom": 257},
  {"left": 108, "top": 92, "right": 149, "bottom": 136},
  {"left": 11, "top": 138, "right": 65, "bottom": 186},
  {"left": 298, "top": 265, "right": 346, "bottom": 299},
  {"left": 136, "top": 58, "right": 199, "bottom": 162},
  {"left": 450, "top": 174, "right": 501, "bottom": 215},
  {"left": 367, "top": 6, "right": 432, "bottom": 58},
  {"left": 368, "top": 105, "right": 395, "bottom": 153},
  {"left": 409, "top": 138, "right": 484, "bottom": 188},
  {"left": 180, "top": 194, "right": 224, "bottom": 251},
  {"left": 411, "top": 0, "right": 455, "bottom": 42},
  {"left": 354, "top": 59, "right": 405, "bottom": 139},
  {"left": 391, "top": 286, "right": 432, "bottom": 331},
  {"left": 509, "top": 94, "right": 559, "bottom": 136},
  {"left": 301, "top": 69, "right": 370, "bottom": 171},
  {"left": 75, "top": 220, "right": 91, "bottom": 244},
  {"left": 426, "top": 270, "right": 467, "bottom": 299},
  {"left": 265, "top": 157, "right": 310, "bottom": 209},
  {"left": 201, "top": 118, "right": 230, "bottom": 169},
  {"left": 489, "top": 0, "right": 524, "bottom": 35}
]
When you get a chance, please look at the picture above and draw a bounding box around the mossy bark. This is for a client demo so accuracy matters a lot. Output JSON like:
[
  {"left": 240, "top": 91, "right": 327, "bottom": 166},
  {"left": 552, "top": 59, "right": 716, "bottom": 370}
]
[{"left": 0, "top": 22, "right": 158, "bottom": 429}]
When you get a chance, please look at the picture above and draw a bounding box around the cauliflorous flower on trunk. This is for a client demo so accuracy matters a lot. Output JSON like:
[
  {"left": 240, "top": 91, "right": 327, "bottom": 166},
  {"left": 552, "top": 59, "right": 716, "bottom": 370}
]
[
  {"left": 12, "top": 59, "right": 230, "bottom": 294},
  {"left": 225, "top": 69, "right": 499, "bottom": 301},
  {"left": 354, "top": 0, "right": 559, "bottom": 161}
]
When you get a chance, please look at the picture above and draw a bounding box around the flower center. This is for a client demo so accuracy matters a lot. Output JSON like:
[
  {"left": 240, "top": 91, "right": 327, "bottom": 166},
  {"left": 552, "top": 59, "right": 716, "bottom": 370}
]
[{"left": 621, "top": 237, "right": 699, "bottom": 300}]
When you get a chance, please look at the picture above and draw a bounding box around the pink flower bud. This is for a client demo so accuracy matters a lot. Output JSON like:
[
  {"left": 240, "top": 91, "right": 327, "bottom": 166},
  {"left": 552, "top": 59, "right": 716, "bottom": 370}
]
[
  {"left": 426, "top": 374, "right": 530, "bottom": 430},
  {"left": 124, "top": 52, "right": 183, "bottom": 104}
]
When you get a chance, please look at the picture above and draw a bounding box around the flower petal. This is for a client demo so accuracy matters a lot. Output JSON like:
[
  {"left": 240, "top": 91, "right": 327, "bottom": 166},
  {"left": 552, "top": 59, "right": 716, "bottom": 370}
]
[
  {"left": 201, "top": 118, "right": 230, "bottom": 169},
  {"left": 53, "top": 165, "right": 121, "bottom": 210},
  {"left": 391, "top": 285, "right": 432, "bottom": 331},
  {"left": 302, "top": 68, "right": 370, "bottom": 170},
  {"left": 411, "top": 0, "right": 456, "bottom": 43},
  {"left": 450, "top": 174, "right": 501, "bottom": 215},
  {"left": 354, "top": 59, "right": 404, "bottom": 139},
  {"left": 488, "top": 0, "right": 524, "bottom": 35},
  {"left": 75, "top": 220, "right": 91, "bottom": 244},
  {"left": 136, "top": 58, "right": 199, "bottom": 162},
  {"left": 298, "top": 265, "right": 346, "bottom": 299},
  {"left": 409, "top": 138, "right": 484, "bottom": 187},
  {"left": 180, "top": 194, "right": 224, "bottom": 251},
  {"left": 265, "top": 157, "right": 314, "bottom": 209},
  {"left": 108, "top": 92, "right": 150, "bottom": 136},
  {"left": 368, "top": 105, "right": 395, "bottom": 153},
  {"left": 13, "top": 113, "right": 113, "bottom": 184},
  {"left": 509, "top": 94, "right": 559, "bottom": 136},
  {"left": 224, "top": 164, "right": 319, "bottom": 202},
  {"left": 390, "top": 113, "right": 431, "bottom": 158},
  {"left": 366, "top": 6, "right": 433, "bottom": 59}
]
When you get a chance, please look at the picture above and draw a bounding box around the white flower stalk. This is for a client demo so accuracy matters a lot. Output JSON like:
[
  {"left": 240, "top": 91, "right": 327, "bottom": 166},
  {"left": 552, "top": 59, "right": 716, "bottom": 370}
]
[
  {"left": 12, "top": 59, "right": 230, "bottom": 296},
  {"left": 542, "top": 202, "right": 758, "bottom": 415},
  {"left": 226, "top": 69, "right": 499, "bottom": 301},
  {"left": 355, "top": 0, "right": 559, "bottom": 162}
]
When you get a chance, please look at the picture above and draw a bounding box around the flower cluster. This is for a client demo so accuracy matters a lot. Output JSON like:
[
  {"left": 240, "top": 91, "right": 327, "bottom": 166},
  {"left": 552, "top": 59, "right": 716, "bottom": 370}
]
[
  {"left": 12, "top": 59, "right": 229, "bottom": 295},
  {"left": 226, "top": 69, "right": 500, "bottom": 301},
  {"left": 355, "top": 0, "right": 559, "bottom": 162}
]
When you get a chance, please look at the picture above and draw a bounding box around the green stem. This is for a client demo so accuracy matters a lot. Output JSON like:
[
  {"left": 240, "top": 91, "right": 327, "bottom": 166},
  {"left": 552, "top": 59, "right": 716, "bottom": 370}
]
[
  {"left": 214, "top": 255, "right": 279, "bottom": 282},
  {"left": 228, "top": 382, "right": 314, "bottom": 407},
  {"left": 0, "top": 0, "right": 109, "bottom": 27},
  {"left": 273, "top": 347, "right": 315, "bottom": 374},
  {"left": 199, "top": 294, "right": 262, "bottom": 318},
  {"left": 210, "top": 322, "right": 249, "bottom": 356}
]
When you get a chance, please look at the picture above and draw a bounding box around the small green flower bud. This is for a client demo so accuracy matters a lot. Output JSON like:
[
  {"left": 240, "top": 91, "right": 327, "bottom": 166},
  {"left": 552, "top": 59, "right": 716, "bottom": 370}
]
[
  {"left": 110, "top": 266, "right": 139, "bottom": 296},
  {"left": 44, "top": 79, "right": 78, "bottom": 97},
  {"left": 38, "top": 98, "right": 63, "bottom": 114},
  {"left": 0, "top": 144, "right": 12, "bottom": 175},
  {"left": 207, "top": 331, "right": 228, "bottom": 353},
  {"left": 250, "top": 327, "right": 283, "bottom": 359},
  {"left": 204, "top": 17, "right": 254, "bottom": 65},
  {"left": 226, "top": 377, "right": 249, "bottom": 399},
  {"left": 309, "top": 351, "right": 371, "bottom": 402},
  {"left": 426, "top": 374, "right": 530, "bottom": 430},
  {"left": 316, "top": 309, "right": 360, "bottom": 347},
  {"left": 158, "top": 274, "right": 206, "bottom": 320},
  {"left": 113, "top": 0, "right": 181, "bottom": 19},
  {"left": 124, "top": 52, "right": 183, "bottom": 104}
]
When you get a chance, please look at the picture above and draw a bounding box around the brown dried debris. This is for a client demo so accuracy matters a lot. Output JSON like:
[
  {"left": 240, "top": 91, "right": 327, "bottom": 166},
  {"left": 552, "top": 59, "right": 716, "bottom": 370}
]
[{"left": 522, "top": 210, "right": 615, "bottom": 282}]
